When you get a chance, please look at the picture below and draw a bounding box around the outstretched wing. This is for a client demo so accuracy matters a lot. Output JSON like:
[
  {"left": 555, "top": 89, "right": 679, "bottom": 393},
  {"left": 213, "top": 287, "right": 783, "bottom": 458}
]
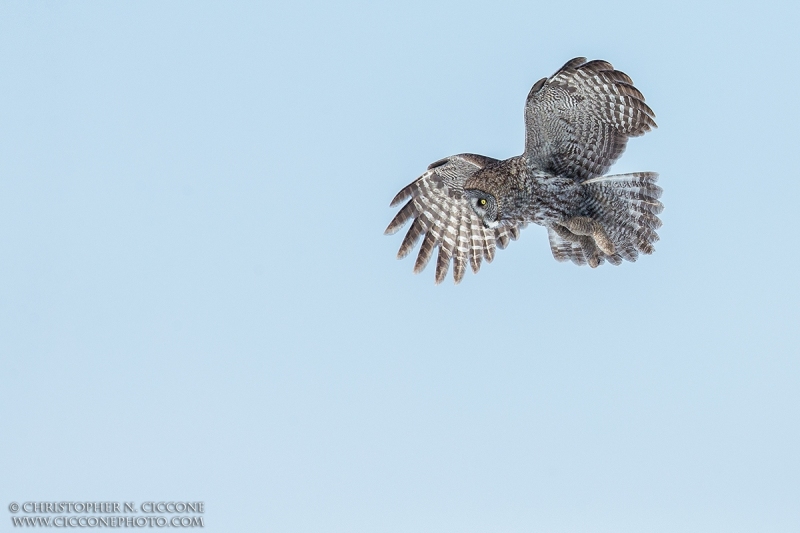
[
  {"left": 524, "top": 57, "right": 657, "bottom": 182},
  {"left": 385, "top": 154, "right": 522, "bottom": 284}
]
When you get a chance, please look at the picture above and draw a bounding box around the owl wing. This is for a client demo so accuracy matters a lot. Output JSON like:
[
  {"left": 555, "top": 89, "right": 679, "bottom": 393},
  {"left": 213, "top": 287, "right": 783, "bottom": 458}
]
[
  {"left": 524, "top": 57, "right": 657, "bottom": 182},
  {"left": 385, "top": 154, "right": 523, "bottom": 284}
]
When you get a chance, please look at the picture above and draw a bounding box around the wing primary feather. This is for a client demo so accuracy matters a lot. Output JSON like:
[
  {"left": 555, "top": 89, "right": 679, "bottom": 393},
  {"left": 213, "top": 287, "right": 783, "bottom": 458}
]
[
  {"left": 384, "top": 199, "right": 418, "bottom": 235},
  {"left": 561, "top": 57, "right": 588, "bottom": 70},
  {"left": 483, "top": 228, "right": 496, "bottom": 263},
  {"left": 496, "top": 229, "right": 510, "bottom": 249},
  {"left": 414, "top": 230, "right": 437, "bottom": 274},
  {"left": 397, "top": 217, "right": 426, "bottom": 259},
  {"left": 469, "top": 219, "right": 484, "bottom": 273},
  {"left": 434, "top": 246, "right": 450, "bottom": 284},
  {"left": 434, "top": 220, "right": 457, "bottom": 283},
  {"left": 452, "top": 213, "right": 470, "bottom": 284},
  {"left": 389, "top": 182, "right": 415, "bottom": 207}
]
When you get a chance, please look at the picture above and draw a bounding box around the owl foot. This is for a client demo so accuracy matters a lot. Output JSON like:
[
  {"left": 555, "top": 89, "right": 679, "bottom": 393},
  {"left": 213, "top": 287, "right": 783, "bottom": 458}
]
[
  {"left": 560, "top": 217, "right": 616, "bottom": 256},
  {"left": 551, "top": 217, "right": 614, "bottom": 268}
]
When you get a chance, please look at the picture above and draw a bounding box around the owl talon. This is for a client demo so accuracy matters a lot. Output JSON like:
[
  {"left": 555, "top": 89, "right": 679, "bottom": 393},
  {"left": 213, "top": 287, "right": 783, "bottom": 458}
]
[{"left": 560, "top": 217, "right": 615, "bottom": 256}]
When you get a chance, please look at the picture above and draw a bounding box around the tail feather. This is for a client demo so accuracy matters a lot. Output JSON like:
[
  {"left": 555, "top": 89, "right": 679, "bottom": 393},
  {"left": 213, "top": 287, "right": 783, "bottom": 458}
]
[{"left": 549, "top": 172, "right": 663, "bottom": 266}]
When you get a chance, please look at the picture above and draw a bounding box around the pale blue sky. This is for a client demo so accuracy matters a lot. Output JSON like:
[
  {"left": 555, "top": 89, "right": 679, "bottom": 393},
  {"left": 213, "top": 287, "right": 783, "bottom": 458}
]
[{"left": 1, "top": 1, "right": 799, "bottom": 531}]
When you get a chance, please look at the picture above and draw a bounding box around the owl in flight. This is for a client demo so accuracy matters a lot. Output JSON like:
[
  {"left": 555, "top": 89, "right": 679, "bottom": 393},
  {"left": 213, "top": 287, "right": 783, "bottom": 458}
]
[{"left": 385, "top": 57, "right": 662, "bottom": 283}]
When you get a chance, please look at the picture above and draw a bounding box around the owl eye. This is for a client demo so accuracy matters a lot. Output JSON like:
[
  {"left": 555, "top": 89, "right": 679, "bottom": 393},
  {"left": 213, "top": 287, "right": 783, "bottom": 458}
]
[{"left": 479, "top": 198, "right": 487, "bottom": 207}]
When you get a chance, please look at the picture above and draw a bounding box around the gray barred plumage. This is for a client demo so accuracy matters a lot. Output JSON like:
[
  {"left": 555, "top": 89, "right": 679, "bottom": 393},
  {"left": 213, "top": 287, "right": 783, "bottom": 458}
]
[{"left": 385, "top": 57, "right": 661, "bottom": 283}]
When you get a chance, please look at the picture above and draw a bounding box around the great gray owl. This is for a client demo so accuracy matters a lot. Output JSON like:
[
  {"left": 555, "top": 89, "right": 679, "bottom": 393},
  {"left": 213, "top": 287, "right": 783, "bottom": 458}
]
[{"left": 385, "top": 57, "right": 662, "bottom": 283}]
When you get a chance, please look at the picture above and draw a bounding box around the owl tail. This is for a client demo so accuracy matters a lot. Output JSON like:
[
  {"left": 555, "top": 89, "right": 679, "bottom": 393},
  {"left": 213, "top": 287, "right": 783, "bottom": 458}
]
[{"left": 548, "top": 172, "right": 663, "bottom": 267}]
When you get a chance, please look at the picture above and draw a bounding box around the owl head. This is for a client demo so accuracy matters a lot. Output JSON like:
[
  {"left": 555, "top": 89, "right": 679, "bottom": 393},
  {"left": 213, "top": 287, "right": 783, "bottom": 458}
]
[
  {"left": 464, "top": 189, "right": 500, "bottom": 228},
  {"left": 464, "top": 166, "right": 512, "bottom": 228}
]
